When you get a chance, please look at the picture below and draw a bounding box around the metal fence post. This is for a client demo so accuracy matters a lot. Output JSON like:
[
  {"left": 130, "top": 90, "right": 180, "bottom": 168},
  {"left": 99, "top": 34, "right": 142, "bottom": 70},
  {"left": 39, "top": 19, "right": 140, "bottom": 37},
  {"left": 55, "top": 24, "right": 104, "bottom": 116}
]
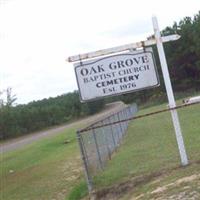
[
  {"left": 122, "top": 110, "right": 126, "bottom": 132},
  {"left": 80, "top": 135, "right": 90, "bottom": 168},
  {"left": 108, "top": 117, "right": 117, "bottom": 149},
  {"left": 124, "top": 108, "right": 128, "bottom": 128},
  {"left": 119, "top": 111, "right": 124, "bottom": 134},
  {"left": 101, "top": 121, "right": 111, "bottom": 160},
  {"left": 77, "top": 131, "right": 93, "bottom": 193},
  {"left": 92, "top": 128, "right": 103, "bottom": 170},
  {"left": 117, "top": 112, "right": 123, "bottom": 138},
  {"left": 114, "top": 115, "right": 120, "bottom": 144}
]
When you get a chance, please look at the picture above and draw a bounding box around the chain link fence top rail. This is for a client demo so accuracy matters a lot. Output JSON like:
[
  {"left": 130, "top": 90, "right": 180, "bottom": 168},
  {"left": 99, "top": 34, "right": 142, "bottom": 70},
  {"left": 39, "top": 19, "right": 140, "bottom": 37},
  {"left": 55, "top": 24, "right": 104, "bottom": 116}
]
[{"left": 77, "top": 104, "right": 138, "bottom": 189}]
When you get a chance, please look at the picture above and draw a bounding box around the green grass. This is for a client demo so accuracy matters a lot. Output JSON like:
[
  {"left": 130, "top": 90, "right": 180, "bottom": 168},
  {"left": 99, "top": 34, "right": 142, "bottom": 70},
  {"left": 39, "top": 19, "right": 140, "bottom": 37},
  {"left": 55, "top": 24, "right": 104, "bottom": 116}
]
[
  {"left": 93, "top": 101, "right": 200, "bottom": 190},
  {"left": 121, "top": 162, "right": 200, "bottom": 200},
  {"left": 67, "top": 181, "right": 88, "bottom": 200},
  {"left": 0, "top": 127, "right": 84, "bottom": 200},
  {"left": 1, "top": 100, "right": 199, "bottom": 200}
]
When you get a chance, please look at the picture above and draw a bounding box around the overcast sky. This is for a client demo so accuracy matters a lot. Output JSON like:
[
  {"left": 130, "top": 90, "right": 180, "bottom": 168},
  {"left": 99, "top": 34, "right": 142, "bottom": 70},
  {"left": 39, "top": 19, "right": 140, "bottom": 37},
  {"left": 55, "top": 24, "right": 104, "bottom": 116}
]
[{"left": 0, "top": 0, "right": 199, "bottom": 104}]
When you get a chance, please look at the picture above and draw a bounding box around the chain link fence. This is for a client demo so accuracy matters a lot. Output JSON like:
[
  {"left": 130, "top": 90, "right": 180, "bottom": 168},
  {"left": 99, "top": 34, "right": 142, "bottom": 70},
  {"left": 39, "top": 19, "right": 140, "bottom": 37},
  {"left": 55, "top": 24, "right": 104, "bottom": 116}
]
[
  {"left": 77, "top": 104, "right": 138, "bottom": 192},
  {"left": 77, "top": 99, "right": 200, "bottom": 193}
]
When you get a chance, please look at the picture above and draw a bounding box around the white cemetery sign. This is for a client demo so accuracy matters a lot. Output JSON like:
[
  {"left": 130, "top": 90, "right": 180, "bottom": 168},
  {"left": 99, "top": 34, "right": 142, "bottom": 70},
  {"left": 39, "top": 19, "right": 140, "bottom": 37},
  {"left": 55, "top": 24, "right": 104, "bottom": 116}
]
[{"left": 74, "top": 48, "right": 159, "bottom": 102}]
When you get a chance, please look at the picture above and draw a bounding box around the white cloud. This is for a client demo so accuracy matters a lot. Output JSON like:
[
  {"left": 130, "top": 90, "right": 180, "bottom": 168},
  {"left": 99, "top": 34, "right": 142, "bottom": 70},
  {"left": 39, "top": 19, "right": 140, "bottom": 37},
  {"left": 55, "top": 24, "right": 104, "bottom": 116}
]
[{"left": 0, "top": 0, "right": 199, "bottom": 104}]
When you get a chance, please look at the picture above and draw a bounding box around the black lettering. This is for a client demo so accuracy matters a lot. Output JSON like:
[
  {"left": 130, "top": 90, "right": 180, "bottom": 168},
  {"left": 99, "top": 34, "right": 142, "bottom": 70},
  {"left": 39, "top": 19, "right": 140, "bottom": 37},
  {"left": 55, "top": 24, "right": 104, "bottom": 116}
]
[
  {"left": 97, "top": 65, "right": 105, "bottom": 73},
  {"left": 83, "top": 78, "right": 89, "bottom": 83},
  {"left": 125, "top": 59, "right": 133, "bottom": 66},
  {"left": 133, "top": 57, "right": 140, "bottom": 64},
  {"left": 90, "top": 67, "right": 97, "bottom": 74},
  {"left": 141, "top": 55, "right": 149, "bottom": 63},
  {"left": 80, "top": 68, "right": 88, "bottom": 76},
  {"left": 117, "top": 61, "right": 125, "bottom": 68},
  {"left": 109, "top": 62, "right": 117, "bottom": 70},
  {"left": 133, "top": 67, "right": 140, "bottom": 73},
  {"left": 96, "top": 82, "right": 101, "bottom": 88},
  {"left": 128, "top": 76, "right": 134, "bottom": 81},
  {"left": 106, "top": 80, "right": 114, "bottom": 86},
  {"left": 135, "top": 74, "right": 139, "bottom": 79}
]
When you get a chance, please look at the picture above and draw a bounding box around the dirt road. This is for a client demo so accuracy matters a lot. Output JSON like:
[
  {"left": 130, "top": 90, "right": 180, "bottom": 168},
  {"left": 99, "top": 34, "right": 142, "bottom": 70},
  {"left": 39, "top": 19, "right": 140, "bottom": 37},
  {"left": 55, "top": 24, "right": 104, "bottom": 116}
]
[{"left": 0, "top": 101, "right": 126, "bottom": 153}]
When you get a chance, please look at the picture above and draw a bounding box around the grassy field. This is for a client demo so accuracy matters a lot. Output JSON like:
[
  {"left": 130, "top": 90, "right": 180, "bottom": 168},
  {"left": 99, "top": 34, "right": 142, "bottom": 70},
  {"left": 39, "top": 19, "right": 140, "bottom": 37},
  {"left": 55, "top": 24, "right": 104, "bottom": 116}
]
[
  {"left": 91, "top": 102, "right": 200, "bottom": 199},
  {"left": 0, "top": 126, "right": 84, "bottom": 200},
  {"left": 120, "top": 162, "right": 200, "bottom": 199},
  {"left": 0, "top": 101, "right": 125, "bottom": 200},
  {"left": 1, "top": 100, "right": 199, "bottom": 200}
]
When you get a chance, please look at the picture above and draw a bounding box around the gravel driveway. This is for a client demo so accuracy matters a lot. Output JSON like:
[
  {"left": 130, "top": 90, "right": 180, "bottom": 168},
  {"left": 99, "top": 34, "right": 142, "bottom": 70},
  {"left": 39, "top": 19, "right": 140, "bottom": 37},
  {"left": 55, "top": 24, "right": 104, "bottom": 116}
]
[{"left": 0, "top": 101, "right": 126, "bottom": 153}]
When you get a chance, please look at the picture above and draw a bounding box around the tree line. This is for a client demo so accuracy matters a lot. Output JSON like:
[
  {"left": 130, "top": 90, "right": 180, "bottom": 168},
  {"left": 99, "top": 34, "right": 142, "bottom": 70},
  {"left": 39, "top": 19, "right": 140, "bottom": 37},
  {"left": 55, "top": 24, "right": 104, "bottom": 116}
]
[
  {"left": 0, "top": 90, "right": 104, "bottom": 139},
  {"left": 1, "top": 12, "right": 200, "bottom": 140},
  {"left": 118, "top": 12, "right": 200, "bottom": 104}
]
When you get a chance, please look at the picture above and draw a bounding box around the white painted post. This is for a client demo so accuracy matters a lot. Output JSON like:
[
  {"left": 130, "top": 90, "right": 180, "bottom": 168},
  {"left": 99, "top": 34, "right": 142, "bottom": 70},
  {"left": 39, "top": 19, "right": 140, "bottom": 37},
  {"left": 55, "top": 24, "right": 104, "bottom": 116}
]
[{"left": 152, "top": 16, "right": 188, "bottom": 166}]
